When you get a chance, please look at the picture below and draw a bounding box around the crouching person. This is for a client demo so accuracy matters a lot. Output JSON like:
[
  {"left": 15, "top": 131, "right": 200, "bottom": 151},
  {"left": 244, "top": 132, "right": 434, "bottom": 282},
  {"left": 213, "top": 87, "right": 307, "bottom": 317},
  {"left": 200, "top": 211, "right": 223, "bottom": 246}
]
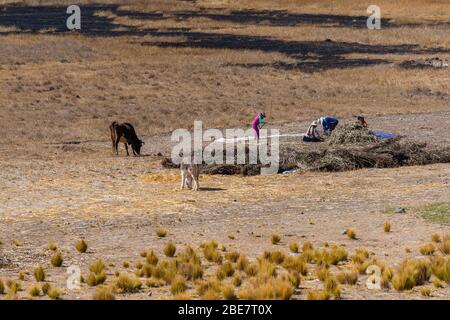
[
  {"left": 318, "top": 116, "right": 339, "bottom": 135},
  {"left": 303, "top": 120, "right": 323, "bottom": 142}
]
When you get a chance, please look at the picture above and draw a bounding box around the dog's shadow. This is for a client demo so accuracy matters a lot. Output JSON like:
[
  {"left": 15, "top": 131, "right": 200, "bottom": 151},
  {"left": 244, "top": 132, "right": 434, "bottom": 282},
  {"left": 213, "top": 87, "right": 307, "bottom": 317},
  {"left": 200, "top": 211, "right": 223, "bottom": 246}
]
[{"left": 199, "top": 187, "right": 226, "bottom": 192}]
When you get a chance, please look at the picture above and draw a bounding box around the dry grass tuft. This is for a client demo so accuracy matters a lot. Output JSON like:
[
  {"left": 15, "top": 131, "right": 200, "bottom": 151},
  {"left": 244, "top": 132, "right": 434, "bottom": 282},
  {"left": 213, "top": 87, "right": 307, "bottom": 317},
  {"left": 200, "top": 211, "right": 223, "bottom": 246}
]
[
  {"left": 156, "top": 228, "right": 167, "bottom": 238},
  {"left": 384, "top": 221, "right": 391, "bottom": 233},
  {"left": 225, "top": 251, "right": 240, "bottom": 263},
  {"left": 336, "top": 268, "right": 358, "bottom": 285},
  {"left": 93, "top": 285, "right": 116, "bottom": 300},
  {"left": 302, "top": 241, "right": 314, "bottom": 252},
  {"left": 346, "top": 228, "right": 356, "bottom": 240},
  {"left": 419, "top": 243, "right": 435, "bottom": 256},
  {"left": 115, "top": 274, "right": 142, "bottom": 293},
  {"left": 431, "top": 233, "right": 441, "bottom": 243},
  {"left": 123, "top": 261, "right": 130, "bottom": 268},
  {"left": 306, "top": 290, "right": 331, "bottom": 300},
  {"left": 87, "top": 272, "right": 107, "bottom": 286},
  {"left": 232, "top": 274, "right": 242, "bottom": 287},
  {"left": 202, "top": 241, "right": 223, "bottom": 264},
  {"left": 271, "top": 234, "right": 281, "bottom": 245},
  {"left": 392, "top": 259, "right": 431, "bottom": 291},
  {"left": 51, "top": 251, "right": 63, "bottom": 267},
  {"left": 282, "top": 256, "right": 308, "bottom": 276},
  {"left": 430, "top": 256, "right": 450, "bottom": 283},
  {"left": 238, "top": 277, "right": 294, "bottom": 300},
  {"left": 432, "top": 278, "right": 444, "bottom": 288},
  {"left": 0, "top": 279, "right": 5, "bottom": 295},
  {"left": 29, "top": 285, "right": 41, "bottom": 297},
  {"left": 438, "top": 235, "right": 450, "bottom": 255},
  {"left": 41, "top": 283, "right": 50, "bottom": 295},
  {"left": 236, "top": 255, "right": 249, "bottom": 271},
  {"left": 222, "top": 284, "right": 237, "bottom": 300},
  {"left": 170, "top": 275, "right": 187, "bottom": 295},
  {"left": 48, "top": 243, "right": 58, "bottom": 251},
  {"left": 146, "top": 250, "right": 159, "bottom": 265},
  {"left": 47, "top": 287, "right": 61, "bottom": 300},
  {"left": 420, "top": 287, "right": 431, "bottom": 297},
  {"left": 316, "top": 266, "right": 331, "bottom": 282},
  {"left": 75, "top": 240, "right": 88, "bottom": 253},
  {"left": 163, "top": 242, "right": 177, "bottom": 257},
  {"left": 90, "top": 259, "right": 107, "bottom": 275},
  {"left": 289, "top": 243, "right": 299, "bottom": 253},
  {"left": 33, "top": 266, "right": 46, "bottom": 282}
]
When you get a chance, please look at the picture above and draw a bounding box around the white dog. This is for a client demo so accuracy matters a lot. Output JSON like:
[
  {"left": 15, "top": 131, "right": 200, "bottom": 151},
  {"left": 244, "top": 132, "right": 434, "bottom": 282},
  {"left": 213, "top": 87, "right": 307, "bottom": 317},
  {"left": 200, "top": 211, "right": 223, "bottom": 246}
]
[{"left": 180, "top": 163, "right": 200, "bottom": 191}]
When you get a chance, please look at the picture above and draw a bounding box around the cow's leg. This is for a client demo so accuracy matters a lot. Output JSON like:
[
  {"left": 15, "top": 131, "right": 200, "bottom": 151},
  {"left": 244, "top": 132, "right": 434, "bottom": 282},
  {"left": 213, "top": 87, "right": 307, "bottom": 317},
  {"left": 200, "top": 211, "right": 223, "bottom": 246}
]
[
  {"left": 114, "top": 137, "right": 121, "bottom": 155},
  {"left": 124, "top": 143, "right": 129, "bottom": 156},
  {"left": 132, "top": 147, "right": 137, "bottom": 156}
]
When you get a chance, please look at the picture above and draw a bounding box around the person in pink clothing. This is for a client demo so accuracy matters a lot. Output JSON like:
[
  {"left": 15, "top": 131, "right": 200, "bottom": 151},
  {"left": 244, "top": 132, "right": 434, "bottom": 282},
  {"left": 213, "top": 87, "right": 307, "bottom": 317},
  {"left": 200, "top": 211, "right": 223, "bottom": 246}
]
[{"left": 251, "top": 112, "right": 266, "bottom": 140}]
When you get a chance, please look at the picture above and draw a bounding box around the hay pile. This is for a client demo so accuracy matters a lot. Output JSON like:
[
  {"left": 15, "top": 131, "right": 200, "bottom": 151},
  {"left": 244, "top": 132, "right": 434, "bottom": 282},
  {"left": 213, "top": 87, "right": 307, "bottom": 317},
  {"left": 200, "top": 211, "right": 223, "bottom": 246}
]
[
  {"left": 327, "top": 123, "right": 377, "bottom": 145},
  {"left": 287, "top": 139, "right": 450, "bottom": 172}
]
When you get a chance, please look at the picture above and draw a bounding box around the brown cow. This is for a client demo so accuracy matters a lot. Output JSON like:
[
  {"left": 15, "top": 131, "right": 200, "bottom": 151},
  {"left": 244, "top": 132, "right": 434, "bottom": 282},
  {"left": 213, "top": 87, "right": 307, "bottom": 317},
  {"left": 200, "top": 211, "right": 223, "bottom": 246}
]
[{"left": 110, "top": 121, "right": 144, "bottom": 156}]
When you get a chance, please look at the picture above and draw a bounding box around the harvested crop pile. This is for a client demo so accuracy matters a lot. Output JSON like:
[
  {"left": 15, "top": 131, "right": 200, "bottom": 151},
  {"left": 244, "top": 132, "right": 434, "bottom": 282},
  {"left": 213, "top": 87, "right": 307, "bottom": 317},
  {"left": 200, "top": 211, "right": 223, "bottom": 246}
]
[
  {"left": 288, "top": 139, "right": 450, "bottom": 172},
  {"left": 399, "top": 57, "right": 449, "bottom": 69},
  {"left": 327, "top": 123, "right": 377, "bottom": 145}
]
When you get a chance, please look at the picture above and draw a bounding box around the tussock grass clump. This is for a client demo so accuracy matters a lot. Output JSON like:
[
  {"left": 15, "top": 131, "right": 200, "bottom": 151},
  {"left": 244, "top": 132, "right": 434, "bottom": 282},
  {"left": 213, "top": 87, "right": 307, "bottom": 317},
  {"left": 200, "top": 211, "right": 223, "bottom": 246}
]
[
  {"left": 257, "top": 259, "right": 277, "bottom": 279},
  {"left": 419, "top": 243, "right": 435, "bottom": 256},
  {"left": 75, "top": 240, "right": 88, "bottom": 253},
  {"left": 170, "top": 275, "right": 187, "bottom": 295},
  {"left": 431, "top": 233, "right": 441, "bottom": 243},
  {"left": 18, "top": 271, "right": 25, "bottom": 281},
  {"left": 178, "top": 261, "right": 204, "bottom": 281},
  {"left": 202, "top": 241, "right": 223, "bottom": 264},
  {"left": 263, "top": 250, "right": 286, "bottom": 265},
  {"left": 138, "top": 264, "right": 154, "bottom": 278},
  {"left": 135, "top": 261, "right": 143, "bottom": 270},
  {"left": 306, "top": 290, "right": 331, "bottom": 300},
  {"left": 432, "top": 278, "right": 444, "bottom": 288},
  {"left": 51, "top": 251, "right": 63, "bottom": 267},
  {"left": 196, "top": 279, "right": 222, "bottom": 298},
  {"left": 351, "top": 248, "right": 370, "bottom": 266},
  {"left": 315, "top": 245, "right": 348, "bottom": 266},
  {"left": 87, "top": 272, "right": 107, "bottom": 286},
  {"left": 438, "top": 235, "right": 450, "bottom": 255},
  {"left": 244, "top": 264, "right": 258, "bottom": 277},
  {"left": 152, "top": 260, "right": 178, "bottom": 284},
  {"left": 0, "top": 279, "right": 5, "bottom": 294},
  {"left": 430, "top": 256, "right": 450, "bottom": 282},
  {"left": 33, "top": 266, "right": 46, "bottom": 282},
  {"left": 156, "top": 228, "right": 167, "bottom": 238},
  {"left": 392, "top": 259, "right": 431, "bottom": 291},
  {"left": 232, "top": 274, "right": 242, "bottom": 287},
  {"left": 218, "top": 262, "right": 235, "bottom": 278},
  {"left": 316, "top": 266, "right": 331, "bottom": 282},
  {"left": 146, "top": 250, "right": 159, "bottom": 265},
  {"left": 140, "top": 250, "right": 147, "bottom": 258},
  {"left": 238, "top": 277, "right": 294, "bottom": 300},
  {"left": 41, "top": 283, "right": 50, "bottom": 295},
  {"left": 271, "top": 234, "right": 281, "bottom": 245},
  {"left": 302, "top": 241, "right": 314, "bottom": 252},
  {"left": 346, "top": 228, "right": 356, "bottom": 240},
  {"left": 146, "top": 277, "right": 165, "bottom": 288},
  {"left": 384, "top": 221, "right": 391, "bottom": 232},
  {"left": 336, "top": 268, "right": 358, "bottom": 285},
  {"left": 115, "top": 274, "right": 142, "bottom": 293},
  {"left": 323, "top": 277, "right": 341, "bottom": 299},
  {"left": 123, "top": 261, "right": 130, "bottom": 268},
  {"left": 236, "top": 255, "right": 249, "bottom": 271},
  {"left": 173, "top": 292, "right": 193, "bottom": 300},
  {"left": 289, "top": 243, "right": 299, "bottom": 253},
  {"left": 163, "top": 242, "right": 177, "bottom": 257},
  {"left": 29, "top": 285, "right": 40, "bottom": 297},
  {"left": 93, "top": 285, "right": 116, "bottom": 300},
  {"left": 47, "top": 288, "right": 61, "bottom": 300},
  {"left": 6, "top": 280, "right": 21, "bottom": 294},
  {"left": 225, "top": 251, "right": 240, "bottom": 263},
  {"left": 420, "top": 287, "right": 431, "bottom": 297},
  {"left": 222, "top": 284, "right": 236, "bottom": 300},
  {"left": 48, "top": 243, "right": 58, "bottom": 251},
  {"left": 282, "top": 256, "right": 308, "bottom": 276},
  {"left": 90, "top": 259, "right": 107, "bottom": 275}
]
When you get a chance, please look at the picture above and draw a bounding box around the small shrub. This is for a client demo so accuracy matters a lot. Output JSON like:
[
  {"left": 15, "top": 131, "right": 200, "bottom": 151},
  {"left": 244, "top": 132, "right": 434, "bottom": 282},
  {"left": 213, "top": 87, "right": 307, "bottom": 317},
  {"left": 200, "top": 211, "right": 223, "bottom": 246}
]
[
  {"left": 163, "top": 242, "right": 176, "bottom": 257},
  {"left": 33, "top": 266, "right": 46, "bottom": 282},
  {"left": 75, "top": 240, "right": 88, "bottom": 253},
  {"left": 51, "top": 252, "right": 63, "bottom": 267},
  {"left": 271, "top": 234, "right": 281, "bottom": 245}
]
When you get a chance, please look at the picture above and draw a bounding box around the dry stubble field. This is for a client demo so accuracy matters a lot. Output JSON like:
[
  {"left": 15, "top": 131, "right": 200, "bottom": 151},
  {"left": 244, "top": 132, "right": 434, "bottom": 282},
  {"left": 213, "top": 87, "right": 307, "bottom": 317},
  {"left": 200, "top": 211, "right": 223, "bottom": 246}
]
[{"left": 0, "top": 0, "right": 449, "bottom": 300}]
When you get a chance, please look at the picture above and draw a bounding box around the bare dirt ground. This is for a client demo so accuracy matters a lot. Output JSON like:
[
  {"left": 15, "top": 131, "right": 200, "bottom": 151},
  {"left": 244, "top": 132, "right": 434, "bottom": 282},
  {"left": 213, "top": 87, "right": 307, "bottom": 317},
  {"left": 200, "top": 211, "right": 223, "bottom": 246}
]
[
  {"left": 0, "top": 0, "right": 449, "bottom": 300},
  {"left": 1, "top": 113, "right": 449, "bottom": 300}
]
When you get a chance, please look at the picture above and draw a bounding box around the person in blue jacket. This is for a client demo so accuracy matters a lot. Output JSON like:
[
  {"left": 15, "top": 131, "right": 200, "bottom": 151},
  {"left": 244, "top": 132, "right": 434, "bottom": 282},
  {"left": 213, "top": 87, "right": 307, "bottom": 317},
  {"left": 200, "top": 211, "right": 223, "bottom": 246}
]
[{"left": 317, "top": 116, "right": 339, "bottom": 135}]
